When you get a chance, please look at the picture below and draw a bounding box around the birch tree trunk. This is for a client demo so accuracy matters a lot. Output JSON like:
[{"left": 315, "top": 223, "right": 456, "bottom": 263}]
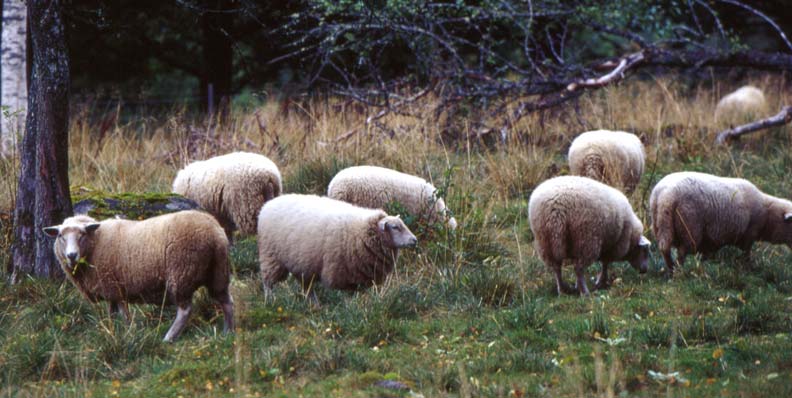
[
  {"left": 0, "top": 0, "right": 27, "bottom": 156},
  {"left": 10, "top": 0, "right": 71, "bottom": 281}
]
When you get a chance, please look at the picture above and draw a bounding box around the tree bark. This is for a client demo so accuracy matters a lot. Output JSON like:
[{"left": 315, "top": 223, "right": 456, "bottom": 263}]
[
  {"left": 0, "top": 0, "right": 27, "bottom": 156},
  {"left": 10, "top": 0, "right": 71, "bottom": 280},
  {"left": 201, "top": 0, "right": 233, "bottom": 117}
]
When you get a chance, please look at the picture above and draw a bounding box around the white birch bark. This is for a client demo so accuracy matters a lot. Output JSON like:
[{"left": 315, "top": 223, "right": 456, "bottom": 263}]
[{"left": 1, "top": 0, "right": 27, "bottom": 156}]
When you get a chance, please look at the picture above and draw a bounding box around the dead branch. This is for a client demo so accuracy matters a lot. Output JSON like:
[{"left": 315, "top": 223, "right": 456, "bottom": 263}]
[
  {"left": 566, "top": 52, "right": 645, "bottom": 91},
  {"left": 715, "top": 106, "right": 792, "bottom": 144}
]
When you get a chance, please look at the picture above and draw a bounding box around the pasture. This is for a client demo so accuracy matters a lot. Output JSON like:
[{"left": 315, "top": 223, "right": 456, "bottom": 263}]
[{"left": 1, "top": 77, "right": 791, "bottom": 397}]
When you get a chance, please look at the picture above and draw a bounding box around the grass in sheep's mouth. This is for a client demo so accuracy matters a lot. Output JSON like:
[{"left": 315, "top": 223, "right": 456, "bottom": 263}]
[{"left": 1, "top": 76, "right": 792, "bottom": 397}]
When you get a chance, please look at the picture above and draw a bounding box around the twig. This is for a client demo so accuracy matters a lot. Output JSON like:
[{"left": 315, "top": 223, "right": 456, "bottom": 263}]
[{"left": 715, "top": 106, "right": 792, "bottom": 144}]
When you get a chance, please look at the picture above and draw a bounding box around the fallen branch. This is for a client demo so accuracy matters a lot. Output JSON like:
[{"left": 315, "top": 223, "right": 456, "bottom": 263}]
[
  {"left": 715, "top": 106, "right": 792, "bottom": 144},
  {"left": 566, "top": 51, "right": 645, "bottom": 91}
]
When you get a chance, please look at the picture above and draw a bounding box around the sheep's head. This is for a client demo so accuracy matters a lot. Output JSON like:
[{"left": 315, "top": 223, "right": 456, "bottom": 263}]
[
  {"left": 43, "top": 216, "right": 101, "bottom": 272},
  {"left": 628, "top": 235, "right": 651, "bottom": 274},
  {"left": 778, "top": 210, "right": 792, "bottom": 247},
  {"left": 377, "top": 215, "right": 417, "bottom": 249}
]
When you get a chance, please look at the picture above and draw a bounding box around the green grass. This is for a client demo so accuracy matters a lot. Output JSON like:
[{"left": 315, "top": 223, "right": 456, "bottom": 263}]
[{"left": 3, "top": 80, "right": 792, "bottom": 396}]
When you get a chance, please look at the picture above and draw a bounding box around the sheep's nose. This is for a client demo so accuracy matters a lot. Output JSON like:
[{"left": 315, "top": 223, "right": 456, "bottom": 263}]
[
  {"left": 409, "top": 237, "right": 418, "bottom": 246},
  {"left": 67, "top": 253, "right": 78, "bottom": 263}
]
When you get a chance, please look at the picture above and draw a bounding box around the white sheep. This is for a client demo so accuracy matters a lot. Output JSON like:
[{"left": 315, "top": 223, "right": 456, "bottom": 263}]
[
  {"left": 258, "top": 194, "right": 417, "bottom": 301},
  {"left": 714, "top": 85, "right": 767, "bottom": 122},
  {"left": 649, "top": 171, "right": 792, "bottom": 273},
  {"left": 173, "top": 151, "right": 282, "bottom": 238},
  {"left": 528, "top": 176, "right": 650, "bottom": 296},
  {"left": 43, "top": 210, "right": 234, "bottom": 342},
  {"left": 567, "top": 130, "right": 645, "bottom": 192},
  {"left": 327, "top": 165, "right": 457, "bottom": 230}
]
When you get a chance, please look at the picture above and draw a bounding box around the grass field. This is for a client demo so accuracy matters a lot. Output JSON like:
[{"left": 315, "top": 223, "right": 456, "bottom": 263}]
[{"left": 1, "top": 76, "right": 792, "bottom": 397}]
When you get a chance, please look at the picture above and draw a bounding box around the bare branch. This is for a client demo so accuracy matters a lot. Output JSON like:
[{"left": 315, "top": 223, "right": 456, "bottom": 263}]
[
  {"left": 715, "top": 106, "right": 792, "bottom": 144},
  {"left": 566, "top": 52, "right": 645, "bottom": 91},
  {"left": 717, "top": 0, "right": 792, "bottom": 53}
]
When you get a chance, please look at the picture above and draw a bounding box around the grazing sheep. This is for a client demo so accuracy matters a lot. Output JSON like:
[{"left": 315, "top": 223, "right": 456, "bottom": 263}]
[
  {"left": 327, "top": 165, "right": 457, "bottom": 230},
  {"left": 173, "top": 152, "right": 282, "bottom": 238},
  {"left": 258, "top": 194, "right": 417, "bottom": 301},
  {"left": 714, "top": 86, "right": 767, "bottom": 122},
  {"left": 649, "top": 171, "right": 792, "bottom": 273},
  {"left": 43, "top": 211, "right": 234, "bottom": 342},
  {"left": 568, "top": 130, "right": 645, "bottom": 192},
  {"left": 528, "top": 176, "right": 651, "bottom": 296}
]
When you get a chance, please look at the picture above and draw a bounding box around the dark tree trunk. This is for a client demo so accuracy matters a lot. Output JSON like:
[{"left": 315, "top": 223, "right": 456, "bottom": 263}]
[
  {"left": 201, "top": 0, "right": 233, "bottom": 117},
  {"left": 10, "top": 0, "right": 71, "bottom": 281}
]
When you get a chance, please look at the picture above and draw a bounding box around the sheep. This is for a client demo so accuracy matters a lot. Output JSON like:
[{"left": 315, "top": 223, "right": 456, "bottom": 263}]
[
  {"left": 43, "top": 210, "right": 234, "bottom": 342},
  {"left": 714, "top": 85, "right": 767, "bottom": 123},
  {"left": 258, "top": 194, "right": 418, "bottom": 301},
  {"left": 567, "top": 130, "right": 645, "bottom": 193},
  {"left": 649, "top": 171, "right": 792, "bottom": 274},
  {"left": 327, "top": 165, "right": 457, "bottom": 230},
  {"left": 172, "top": 151, "right": 282, "bottom": 238},
  {"left": 528, "top": 176, "right": 651, "bottom": 296}
]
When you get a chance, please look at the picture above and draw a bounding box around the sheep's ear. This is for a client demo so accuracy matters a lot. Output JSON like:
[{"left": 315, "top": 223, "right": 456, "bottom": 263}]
[
  {"left": 785, "top": 213, "right": 792, "bottom": 224},
  {"left": 43, "top": 226, "right": 60, "bottom": 237},
  {"left": 638, "top": 236, "right": 651, "bottom": 247},
  {"left": 85, "top": 223, "right": 101, "bottom": 233}
]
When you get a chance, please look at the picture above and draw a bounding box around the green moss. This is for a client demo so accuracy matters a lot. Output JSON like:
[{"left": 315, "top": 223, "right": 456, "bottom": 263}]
[{"left": 71, "top": 187, "right": 196, "bottom": 220}]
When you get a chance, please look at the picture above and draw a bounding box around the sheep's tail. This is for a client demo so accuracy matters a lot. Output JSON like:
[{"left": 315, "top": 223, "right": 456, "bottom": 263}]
[
  {"left": 264, "top": 178, "right": 279, "bottom": 202},
  {"left": 580, "top": 153, "right": 606, "bottom": 182},
  {"left": 650, "top": 191, "right": 674, "bottom": 253}
]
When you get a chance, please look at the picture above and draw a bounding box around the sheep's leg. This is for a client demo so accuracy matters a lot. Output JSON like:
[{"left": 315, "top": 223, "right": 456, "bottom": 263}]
[
  {"left": 573, "top": 261, "right": 590, "bottom": 296},
  {"left": 594, "top": 262, "right": 610, "bottom": 290},
  {"left": 119, "top": 302, "right": 131, "bottom": 323},
  {"left": 661, "top": 248, "right": 676, "bottom": 276},
  {"left": 163, "top": 304, "right": 192, "bottom": 342},
  {"left": 550, "top": 263, "right": 576, "bottom": 296},
  {"left": 676, "top": 247, "right": 688, "bottom": 271},
  {"left": 738, "top": 244, "right": 755, "bottom": 271},
  {"left": 221, "top": 300, "right": 235, "bottom": 334},
  {"left": 107, "top": 301, "right": 119, "bottom": 318},
  {"left": 300, "top": 276, "right": 321, "bottom": 308},
  {"left": 260, "top": 260, "right": 289, "bottom": 303}
]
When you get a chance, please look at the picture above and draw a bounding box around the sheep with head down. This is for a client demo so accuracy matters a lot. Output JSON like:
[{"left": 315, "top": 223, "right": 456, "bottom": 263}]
[
  {"left": 258, "top": 194, "right": 417, "bottom": 303},
  {"left": 44, "top": 210, "right": 234, "bottom": 342},
  {"left": 567, "top": 130, "right": 645, "bottom": 193},
  {"left": 327, "top": 165, "right": 457, "bottom": 230},
  {"left": 173, "top": 151, "right": 282, "bottom": 239},
  {"left": 650, "top": 171, "right": 792, "bottom": 274},
  {"left": 714, "top": 85, "right": 767, "bottom": 124},
  {"left": 528, "top": 176, "right": 651, "bottom": 296}
]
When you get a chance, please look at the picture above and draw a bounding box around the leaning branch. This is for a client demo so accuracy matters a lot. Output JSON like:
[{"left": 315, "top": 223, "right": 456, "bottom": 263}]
[{"left": 715, "top": 106, "right": 792, "bottom": 144}]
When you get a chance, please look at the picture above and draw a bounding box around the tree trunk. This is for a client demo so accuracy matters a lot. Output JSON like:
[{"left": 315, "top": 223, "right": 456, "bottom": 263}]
[
  {"left": 201, "top": 0, "right": 233, "bottom": 117},
  {"left": 10, "top": 0, "right": 71, "bottom": 280},
  {"left": 0, "top": 0, "right": 27, "bottom": 156}
]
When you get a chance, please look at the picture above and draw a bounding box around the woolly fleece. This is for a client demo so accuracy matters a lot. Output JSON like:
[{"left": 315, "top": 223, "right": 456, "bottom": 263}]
[
  {"left": 327, "top": 165, "right": 457, "bottom": 229},
  {"left": 173, "top": 151, "right": 282, "bottom": 237},
  {"left": 528, "top": 176, "right": 649, "bottom": 295},
  {"left": 650, "top": 171, "right": 792, "bottom": 272},
  {"left": 568, "top": 130, "right": 645, "bottom": 192}
]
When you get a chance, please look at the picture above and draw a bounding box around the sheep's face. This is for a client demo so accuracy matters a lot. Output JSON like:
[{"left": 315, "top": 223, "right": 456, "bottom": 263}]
[
  {"left": 377, "top": 216, "right": 417, "bottom": 249},
  {"left": 43, "top": 218, "right": 101, "bottom": 269},
  {"left": 628, "top": 236, "right": 650, "bottom": 274},
  {"left": 782, "top": 212, "right": 792, "bottom": 246}
]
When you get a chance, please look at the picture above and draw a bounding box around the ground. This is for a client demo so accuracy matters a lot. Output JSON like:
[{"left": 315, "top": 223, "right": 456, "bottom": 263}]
[{"left": 1, "top": 77, "right": 791, "bottom": 397}]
